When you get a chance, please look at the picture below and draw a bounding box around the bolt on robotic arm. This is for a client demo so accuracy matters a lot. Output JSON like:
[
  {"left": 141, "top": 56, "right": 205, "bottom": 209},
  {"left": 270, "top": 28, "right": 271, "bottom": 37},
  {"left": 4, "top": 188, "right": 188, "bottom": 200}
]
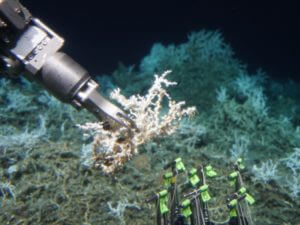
[{"left": 0, "top": 0, "right": 134, "bottom": 129}]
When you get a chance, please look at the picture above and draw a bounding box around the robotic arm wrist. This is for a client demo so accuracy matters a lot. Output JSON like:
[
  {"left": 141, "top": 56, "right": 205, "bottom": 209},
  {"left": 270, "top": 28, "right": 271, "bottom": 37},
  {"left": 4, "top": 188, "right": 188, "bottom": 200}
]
[{"left": 0, "top": 0, "right": 132, "bottom": 128}]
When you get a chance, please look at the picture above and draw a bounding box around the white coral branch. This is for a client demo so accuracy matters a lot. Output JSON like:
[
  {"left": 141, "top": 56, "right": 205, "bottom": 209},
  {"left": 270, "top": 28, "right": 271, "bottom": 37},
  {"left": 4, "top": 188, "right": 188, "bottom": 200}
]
[{"left": 79, "top": 70, "right": 196, "bottom": 173}]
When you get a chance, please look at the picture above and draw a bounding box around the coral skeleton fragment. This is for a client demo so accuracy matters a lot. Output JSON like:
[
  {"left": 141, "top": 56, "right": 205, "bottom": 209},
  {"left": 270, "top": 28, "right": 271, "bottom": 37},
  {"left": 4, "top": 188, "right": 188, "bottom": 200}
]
[{"left": 78, "top": 71, "right": 196, "bottom": 173}]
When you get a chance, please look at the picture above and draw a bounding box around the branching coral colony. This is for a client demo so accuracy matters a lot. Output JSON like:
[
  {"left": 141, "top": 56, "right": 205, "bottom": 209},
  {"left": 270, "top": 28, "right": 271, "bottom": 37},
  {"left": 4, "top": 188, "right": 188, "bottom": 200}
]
[{"left": 78, "top": 71, "right": 196, "bottom": 173}]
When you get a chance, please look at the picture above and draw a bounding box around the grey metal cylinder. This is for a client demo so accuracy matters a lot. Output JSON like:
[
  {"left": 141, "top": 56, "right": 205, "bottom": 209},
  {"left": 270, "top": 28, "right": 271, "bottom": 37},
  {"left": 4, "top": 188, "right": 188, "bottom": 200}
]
[{"left": 40, "top": 52, "right": 90, "bottom": 103}]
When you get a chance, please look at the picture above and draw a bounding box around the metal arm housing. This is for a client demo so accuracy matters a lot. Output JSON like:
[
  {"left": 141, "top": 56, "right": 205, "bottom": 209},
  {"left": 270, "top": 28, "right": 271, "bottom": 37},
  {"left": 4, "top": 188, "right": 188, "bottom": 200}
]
[{"left": 0, "top": 0, "right": 132, "bottom": 128}]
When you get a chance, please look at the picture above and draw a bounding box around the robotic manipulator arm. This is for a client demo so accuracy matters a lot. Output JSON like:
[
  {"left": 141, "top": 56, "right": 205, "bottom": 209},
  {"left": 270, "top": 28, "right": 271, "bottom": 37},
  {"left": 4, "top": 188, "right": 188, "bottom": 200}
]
[{"left": 0, "top": 0, "right": 133, "bottom": 129}]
